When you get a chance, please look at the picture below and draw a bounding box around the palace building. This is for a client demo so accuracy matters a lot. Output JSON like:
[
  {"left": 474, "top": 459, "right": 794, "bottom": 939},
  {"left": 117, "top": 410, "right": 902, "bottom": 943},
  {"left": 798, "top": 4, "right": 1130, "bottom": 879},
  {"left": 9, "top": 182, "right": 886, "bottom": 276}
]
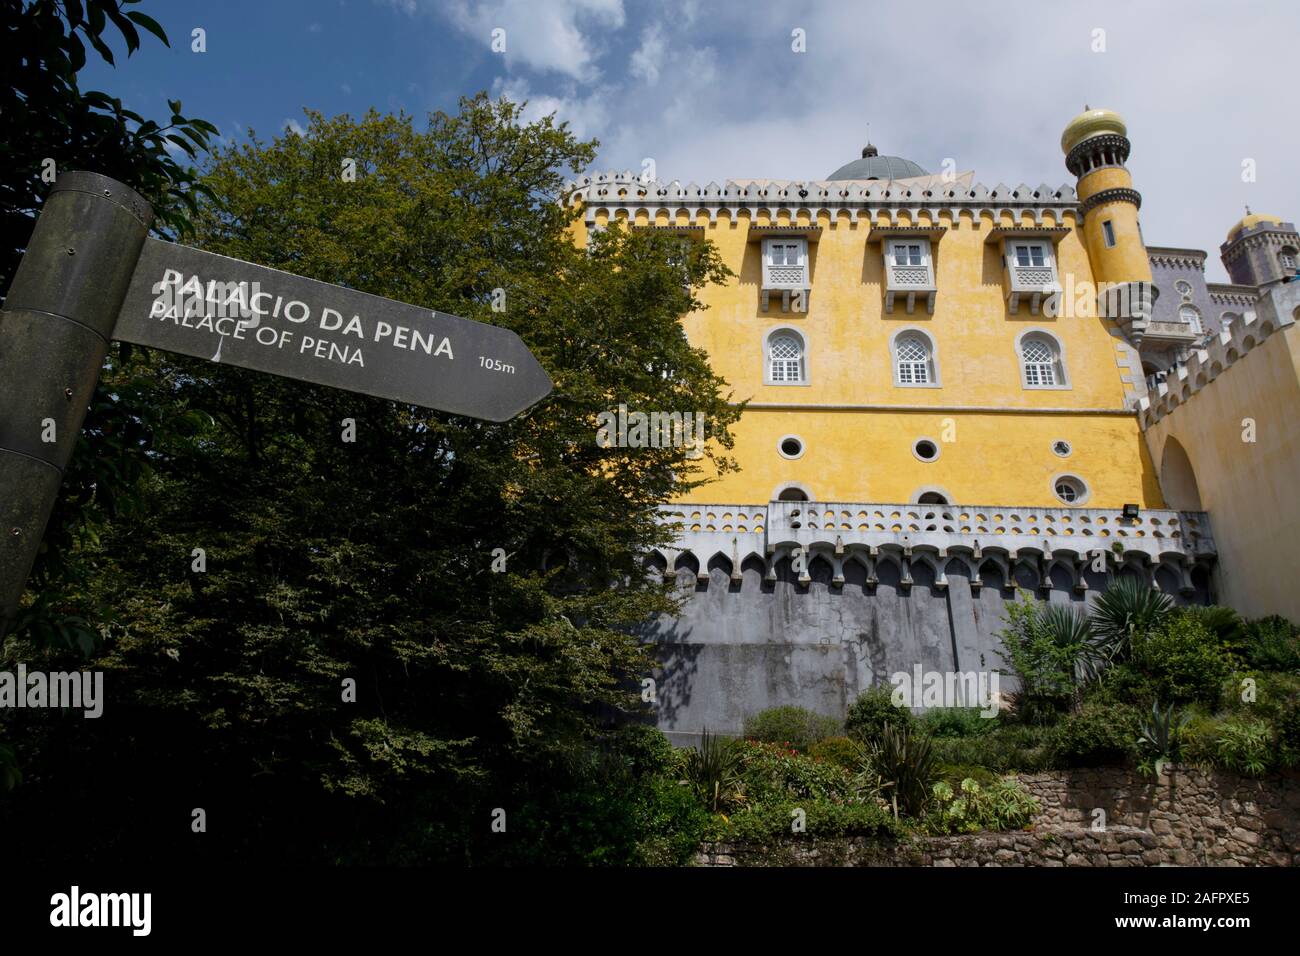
[{"left": 566, "top": 108, "right": 1300, "bottom": 742}]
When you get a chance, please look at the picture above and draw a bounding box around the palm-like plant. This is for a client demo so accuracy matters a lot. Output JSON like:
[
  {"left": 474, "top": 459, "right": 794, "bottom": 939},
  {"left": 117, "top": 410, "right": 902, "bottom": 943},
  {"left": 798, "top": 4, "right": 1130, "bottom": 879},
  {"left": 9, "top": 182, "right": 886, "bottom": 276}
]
[
  {"left": 683, "top": 729, "right": 742, "bottom": 812},
  {"left": 1089, "top": 578, "right": 1173, "bottom": 664},
  {"left": 867, "top": 725, "right": 936, "bottom": 819}
]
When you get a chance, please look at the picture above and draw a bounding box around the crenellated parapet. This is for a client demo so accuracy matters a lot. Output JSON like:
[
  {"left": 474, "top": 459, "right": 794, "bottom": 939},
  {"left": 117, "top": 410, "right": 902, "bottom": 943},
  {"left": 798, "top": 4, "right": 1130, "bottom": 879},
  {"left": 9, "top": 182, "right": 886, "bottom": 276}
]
[
  {"left": 653, "top": 500, "right": 1215, "bottom": 598},
  {"left": 565, "top": 171, "right": 1081, "bottom": 230},
  {"left": 1137, "top": 284, "right": 1298, "bottom": 428}
]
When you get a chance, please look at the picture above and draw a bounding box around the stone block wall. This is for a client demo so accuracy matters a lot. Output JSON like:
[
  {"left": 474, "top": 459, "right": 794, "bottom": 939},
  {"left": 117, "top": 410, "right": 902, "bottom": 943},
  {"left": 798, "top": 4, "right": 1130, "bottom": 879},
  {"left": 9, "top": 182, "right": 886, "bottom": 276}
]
[{"left": 692, "top": 766, "right": 1300, "bottom": 866}]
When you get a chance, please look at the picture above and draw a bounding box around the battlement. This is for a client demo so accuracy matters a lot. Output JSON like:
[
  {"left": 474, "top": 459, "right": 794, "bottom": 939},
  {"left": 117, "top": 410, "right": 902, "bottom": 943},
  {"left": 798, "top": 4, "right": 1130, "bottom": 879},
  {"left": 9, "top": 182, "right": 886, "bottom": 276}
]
[{"left": 1138, "top": 283, "right": 1299, "bottom": 429}]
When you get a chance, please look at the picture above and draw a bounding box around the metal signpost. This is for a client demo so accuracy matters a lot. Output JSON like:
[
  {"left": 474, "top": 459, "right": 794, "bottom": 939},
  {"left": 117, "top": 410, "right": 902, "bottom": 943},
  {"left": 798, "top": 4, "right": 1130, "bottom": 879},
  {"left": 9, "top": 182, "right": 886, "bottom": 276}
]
[{"left": 0, "top": 171, "right": 553, "bottom": 634}]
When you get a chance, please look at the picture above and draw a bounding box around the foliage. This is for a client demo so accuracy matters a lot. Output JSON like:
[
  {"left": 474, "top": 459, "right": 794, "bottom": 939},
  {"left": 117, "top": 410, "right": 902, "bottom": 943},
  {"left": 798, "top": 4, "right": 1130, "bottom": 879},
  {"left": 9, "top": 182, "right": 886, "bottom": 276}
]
[
  {"left": 742, "top": 706, "right": 842, "bottom": 753},
  {"left": 918, "top": 707, "right": 998, "bottom": 739},
  {"left": 1136, "top": 701, "right": 1191, "bottom": 776},
  {"left": 0, "top": 98, "right": 742, "bottom": 864},
  {"left": 845, "top": 686, "right": 917, "bottom": 744},
  {"left": 1088, "top": 577, "right": 1174, "bottom": 664},
  {"left": 1049, "top": 703, "right": 1140, "bottom": 767},
  {"left": 1182, "top": 715, "right": 1276, "bottom": 777},
  {"left": 1131, "top": 613, "right": 1234, "bottom": 706},
  {"left": 807, "top": 735, "right": 865, "bottom": 771},
  {"left": 928, "top": 724, "right": 1056, "bottom": 773},
  {"left": 996, "top": 593, "right": 1098, "bottom": 714},
  {"left": 702, "top": 799, "right": 900, "bottom": 844},
  {"left": 923, "top": 776, "right": 1040, "bottom": 835},
  {"left": 865, "top": 725, "right": 937, "bottom": 819},
  {"left": 1240, "top": 616, "right": 1300, "bottom": 672},
  {"left": 683, "top": 731, "right": 743, "bottom": 813},
  {"left": 729, "top": 739, "right": 856, "bottom": 805},
  {"left": 0, "top": 743, "right": 20, "bottom": 792},
  {"left": 1278, "top": 700, "right": 1300, "bottom": 765}
]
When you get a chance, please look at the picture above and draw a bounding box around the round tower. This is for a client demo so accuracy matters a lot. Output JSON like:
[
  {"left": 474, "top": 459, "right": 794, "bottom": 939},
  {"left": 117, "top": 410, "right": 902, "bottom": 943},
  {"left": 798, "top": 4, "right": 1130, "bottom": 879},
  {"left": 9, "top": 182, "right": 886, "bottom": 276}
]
[{"left": 1061, "top": 107, "right": 1155, "bottom": 341}]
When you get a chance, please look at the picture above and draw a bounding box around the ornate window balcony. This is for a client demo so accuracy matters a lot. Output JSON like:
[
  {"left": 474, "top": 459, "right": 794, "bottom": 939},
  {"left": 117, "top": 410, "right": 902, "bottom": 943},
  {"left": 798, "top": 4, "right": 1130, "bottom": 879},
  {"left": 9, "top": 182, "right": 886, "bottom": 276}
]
[
  {"left": 988, "top": 226, "right": 1069, "bottom": 315},
  {"left": 750, "top": 225, "right": 819, "bottom": 312},
  {"left": 870, "top": 226, "right": 944, "bottom": 315}
]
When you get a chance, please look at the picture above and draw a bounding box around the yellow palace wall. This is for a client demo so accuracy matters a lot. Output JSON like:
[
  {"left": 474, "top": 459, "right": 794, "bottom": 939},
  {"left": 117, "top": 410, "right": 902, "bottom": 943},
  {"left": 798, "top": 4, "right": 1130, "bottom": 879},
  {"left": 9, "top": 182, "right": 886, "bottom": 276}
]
[{"left": 576, "top": 206, "right": 1164, "bottom": 507}]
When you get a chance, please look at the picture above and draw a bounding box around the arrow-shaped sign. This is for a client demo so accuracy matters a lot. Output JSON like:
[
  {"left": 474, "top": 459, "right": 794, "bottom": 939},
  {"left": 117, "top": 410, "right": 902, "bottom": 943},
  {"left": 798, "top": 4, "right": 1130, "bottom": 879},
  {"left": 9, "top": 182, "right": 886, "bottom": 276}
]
[{"left": 112, "top": 238, "right": 553, "bottom": 422}]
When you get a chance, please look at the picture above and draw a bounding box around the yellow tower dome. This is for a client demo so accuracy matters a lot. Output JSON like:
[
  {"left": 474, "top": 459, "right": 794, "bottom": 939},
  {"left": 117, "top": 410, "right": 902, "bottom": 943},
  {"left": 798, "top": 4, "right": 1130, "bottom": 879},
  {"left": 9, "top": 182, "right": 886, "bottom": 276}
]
[
  {"left": 1060, "top": 107, "right": 1127, "bottom": 155},
  {"left": 1227, "top": 210, "right": 1283, "bottom": 242}
]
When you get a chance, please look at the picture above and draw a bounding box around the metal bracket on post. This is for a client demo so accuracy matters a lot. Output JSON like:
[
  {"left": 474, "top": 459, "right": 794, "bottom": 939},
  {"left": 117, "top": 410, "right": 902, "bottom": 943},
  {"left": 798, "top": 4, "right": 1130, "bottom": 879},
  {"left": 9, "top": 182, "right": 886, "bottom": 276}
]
[{"left": 0, "top": 172, "right": 153, "bottom": 636}]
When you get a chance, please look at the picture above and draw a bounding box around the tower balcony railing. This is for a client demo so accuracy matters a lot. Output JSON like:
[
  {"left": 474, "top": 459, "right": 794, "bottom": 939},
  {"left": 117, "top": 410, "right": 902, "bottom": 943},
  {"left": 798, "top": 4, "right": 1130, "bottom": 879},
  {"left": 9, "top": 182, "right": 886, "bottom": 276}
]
[{"left": 654, "top": 500, "right": 1215, "bottom": 589}]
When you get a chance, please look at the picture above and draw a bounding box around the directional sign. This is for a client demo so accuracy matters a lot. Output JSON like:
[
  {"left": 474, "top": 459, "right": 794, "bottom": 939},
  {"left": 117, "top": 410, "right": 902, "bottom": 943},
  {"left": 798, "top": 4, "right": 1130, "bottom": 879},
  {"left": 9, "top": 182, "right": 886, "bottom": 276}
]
[{"left": 113, "top": 238, "right": 552, "bottom": 421}]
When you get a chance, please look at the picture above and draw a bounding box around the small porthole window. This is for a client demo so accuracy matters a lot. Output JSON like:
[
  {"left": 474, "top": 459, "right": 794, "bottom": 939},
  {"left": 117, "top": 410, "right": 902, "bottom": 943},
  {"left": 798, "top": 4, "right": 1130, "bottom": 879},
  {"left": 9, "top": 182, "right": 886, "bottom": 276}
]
[
  {"left": 1175, "top": 280, "right": 1192, "bottom": 298},
  {"left": 778, "top": 435, "right": 805, "bottom": 460},
  {"left": 1052, "top": 439, "right": 1072, "bottom": 458},
  {"left": 912, "top": 438, "right": 940, "bottom": 463},
  {"left": 1053, "top": 475, "right": 1088, "bottom": 505}
]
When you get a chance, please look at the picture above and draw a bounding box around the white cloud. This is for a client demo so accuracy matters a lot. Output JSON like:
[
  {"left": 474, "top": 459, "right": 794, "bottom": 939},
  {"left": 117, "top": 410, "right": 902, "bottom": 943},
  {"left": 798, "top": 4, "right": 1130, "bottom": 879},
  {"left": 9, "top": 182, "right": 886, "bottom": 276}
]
[
  {"left": 493, "top": 76, "right": 611, "bottom": 142},
  {"left": 629, "top": 24, "right": 666, "bottom": 85},
  {"left": 283, "top": 118, "right": 307, "bottom": 136}
]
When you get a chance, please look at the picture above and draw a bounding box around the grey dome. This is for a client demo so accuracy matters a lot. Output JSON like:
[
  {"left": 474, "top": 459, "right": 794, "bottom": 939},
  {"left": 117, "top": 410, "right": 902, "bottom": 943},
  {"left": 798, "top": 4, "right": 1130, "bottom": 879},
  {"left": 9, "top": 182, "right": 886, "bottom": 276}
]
[{"left": 826, "top": 144, "right": 929, "bottom": 181}]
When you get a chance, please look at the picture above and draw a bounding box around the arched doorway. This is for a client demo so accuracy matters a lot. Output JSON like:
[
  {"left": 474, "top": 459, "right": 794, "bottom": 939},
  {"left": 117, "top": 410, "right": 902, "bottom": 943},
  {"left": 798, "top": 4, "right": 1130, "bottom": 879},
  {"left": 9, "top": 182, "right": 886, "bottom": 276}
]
[{"left": 1159, "top": 435, "right": 1203, "bottom": 510}]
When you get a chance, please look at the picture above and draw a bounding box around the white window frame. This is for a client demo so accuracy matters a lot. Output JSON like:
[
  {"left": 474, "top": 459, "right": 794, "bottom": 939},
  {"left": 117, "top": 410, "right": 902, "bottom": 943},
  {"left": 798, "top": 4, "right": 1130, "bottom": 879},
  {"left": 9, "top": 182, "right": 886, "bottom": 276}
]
[
  {"left": 1016, "top": 329, "right": 1070, "bottom": 390},
  {"left": 890, "top": 327, "right": 941, "bottom": 388},
  {"left": 1051, "top": 474, "right": 1090, "bottom": 506},
  {"left": 1280, "top": 247, "right": 1298, "bottom": 271},
  {"left": 1012, "top": 241, "right": 1050, "bottom": 269},
  {"left": 763, "top": 238, "right": 807, "bottom": 268},
  {"left": 764, "top": 327, "right": 809, "bottom": 386},
  {"left": 890, "top": 241, "right": 928, "bottom": 268},
  {"left": 1102, "top": 220, "right": 1116, "bottom": 248},
  {"left": 1177, "top": 305, "right": 1202, "bottom": 333}
]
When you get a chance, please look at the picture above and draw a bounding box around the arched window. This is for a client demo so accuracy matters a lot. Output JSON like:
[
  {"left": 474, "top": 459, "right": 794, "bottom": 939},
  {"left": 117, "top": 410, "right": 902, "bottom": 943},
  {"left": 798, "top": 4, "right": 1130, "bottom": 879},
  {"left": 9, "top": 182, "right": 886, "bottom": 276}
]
[
  {"left": 1178, "top": 305, "right": 1202, "bottom": 333},
  {"left": 892, "top": 330, "right": 938, "bottom": 386},
  {"left": 766, "top": 330, "right": 806, "bottom": 384},
  {"left": 917, "top": 491, "right": 948, "bottom": 504},
  {"left": 1019, "top": 332, "right": 1066, "bottom": 388}
]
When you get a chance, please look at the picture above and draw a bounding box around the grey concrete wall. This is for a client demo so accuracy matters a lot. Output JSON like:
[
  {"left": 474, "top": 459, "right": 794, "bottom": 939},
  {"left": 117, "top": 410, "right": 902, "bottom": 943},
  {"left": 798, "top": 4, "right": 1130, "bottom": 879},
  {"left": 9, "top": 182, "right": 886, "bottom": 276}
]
[{"left": 641, "top": 557, "right": 1207, "bottom": 745}]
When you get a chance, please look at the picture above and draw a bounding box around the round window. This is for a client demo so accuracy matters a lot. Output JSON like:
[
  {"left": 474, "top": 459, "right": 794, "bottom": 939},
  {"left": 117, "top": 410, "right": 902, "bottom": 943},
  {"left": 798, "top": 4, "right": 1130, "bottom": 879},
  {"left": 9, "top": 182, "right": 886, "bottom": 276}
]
[
  {"left": 1053, "top": 475, "right": 1088, "bottom": 504},
  {"left": 1052, "top": 439, "right": 1072, "bottom": 458},
  {"left": 778, "top": 435, "right": 805, "bottom": 460},
  {"left": 1175, "top": 280, "right": 1192, "bottom": 298},
  {"left": 912, "top": 438, "right": 940, "bottom": 462}
]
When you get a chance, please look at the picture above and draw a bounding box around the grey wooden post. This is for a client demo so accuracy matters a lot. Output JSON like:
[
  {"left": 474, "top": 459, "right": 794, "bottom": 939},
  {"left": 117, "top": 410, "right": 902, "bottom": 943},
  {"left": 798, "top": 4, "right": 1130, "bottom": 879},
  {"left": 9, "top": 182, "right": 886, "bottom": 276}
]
[{"left": 0, "top": 172, "right": 153, "bottom": 636}]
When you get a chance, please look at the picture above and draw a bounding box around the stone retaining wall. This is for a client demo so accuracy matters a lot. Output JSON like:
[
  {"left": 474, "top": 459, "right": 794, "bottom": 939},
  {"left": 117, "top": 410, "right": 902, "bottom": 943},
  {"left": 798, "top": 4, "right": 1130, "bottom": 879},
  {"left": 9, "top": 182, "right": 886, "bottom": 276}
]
[{"left": 692, "top": 766, "right": 1300, "bottom": 867}]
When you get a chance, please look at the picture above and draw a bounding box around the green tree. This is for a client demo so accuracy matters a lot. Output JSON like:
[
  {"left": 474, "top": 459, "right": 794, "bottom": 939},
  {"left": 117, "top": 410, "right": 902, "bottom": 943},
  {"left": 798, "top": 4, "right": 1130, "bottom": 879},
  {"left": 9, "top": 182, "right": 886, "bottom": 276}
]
[{"left": 1, "top": 98, "right": 742, "bottom": 864}]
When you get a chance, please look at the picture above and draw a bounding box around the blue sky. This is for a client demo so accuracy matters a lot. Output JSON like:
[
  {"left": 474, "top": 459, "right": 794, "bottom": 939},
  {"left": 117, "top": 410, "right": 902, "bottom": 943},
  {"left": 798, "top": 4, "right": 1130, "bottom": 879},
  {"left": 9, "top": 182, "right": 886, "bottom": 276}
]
[{"left": 80, "top": 0, "right": 1300, "bottom": 281}]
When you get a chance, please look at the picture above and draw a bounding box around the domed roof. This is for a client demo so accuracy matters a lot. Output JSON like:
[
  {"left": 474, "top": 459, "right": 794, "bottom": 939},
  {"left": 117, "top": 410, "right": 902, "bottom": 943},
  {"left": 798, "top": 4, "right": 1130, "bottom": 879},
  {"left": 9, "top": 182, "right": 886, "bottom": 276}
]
[
  {"left": 1227, "top": 211, "right": 1284, "bottom": 242},
  {"left": 826, "top": 144, "right": 929, "bottom": 181},
  {"left": 1060, "top": 107, "right": 1127, "bottom": 154}
]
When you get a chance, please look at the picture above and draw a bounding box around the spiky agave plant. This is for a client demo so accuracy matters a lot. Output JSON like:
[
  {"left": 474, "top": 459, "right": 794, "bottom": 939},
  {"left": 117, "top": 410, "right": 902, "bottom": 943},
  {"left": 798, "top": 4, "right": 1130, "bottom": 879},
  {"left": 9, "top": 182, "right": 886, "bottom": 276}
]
[
  {"left": 1138, "top": 700, "right": 1191, "bottom": 776},
  {"left": 683, "top": 729, "right": 742, "bottom": 812},
  {"left": 1037, "top": 603, "right": 1104, "bottom": 685},
  {"left": 1089, "top": 577, "right": 1173, "bottom": 665}
]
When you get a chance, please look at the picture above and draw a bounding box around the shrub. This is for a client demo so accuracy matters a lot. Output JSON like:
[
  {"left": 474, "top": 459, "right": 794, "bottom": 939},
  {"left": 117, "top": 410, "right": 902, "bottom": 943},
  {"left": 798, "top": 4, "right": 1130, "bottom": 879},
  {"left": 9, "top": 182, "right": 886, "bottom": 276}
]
[
  {"left": 633, "top": 776, "right": 712, "bottom": 866},
  {"left": 702, "top": 797, "right": 900, "bottom": 843},
  {"left": 918, "top": 707, "right": 998, "bottom": 739},
  {"left": 1131, "top": 614, "right": 1234, "bottom": 706},
  {"left": 1183, "top": 715, "right": 1277, "bottom": 777},
  {"left": 1089, "top": 577, "right": 1174, "bottom": 663},
  {"left": 1241, "top": 616, "right": 1300, "bottom": 672},
  {"left": 807, "top": 735, "right": 865, "bottom": 772},
  {"left": 923, "top": 776, "right": 1040, "bottom": 835},
  {"left": 742, "top": 706, "right": 842, "bottom": 752},
  {"left": 1050, "top": 703, "right": 1140, "bottom": 767},
  {"left": 846, "top": 686, "right": 917, "bottom": 744},
  {"left": 929, "top": 724, "right": 1056, "bottom": 772},
  {"left": 866, "top": 725, "right": 937, "bottom": 818},
  {"left": 996, "top": 593, "right": 1098, "bottom": 714},
  {"left": 731, "top": 739, "right": 855, "bottom": 805},
  {"left": 1278, "top": 700, "right": 1300, "bottom": 765}
]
